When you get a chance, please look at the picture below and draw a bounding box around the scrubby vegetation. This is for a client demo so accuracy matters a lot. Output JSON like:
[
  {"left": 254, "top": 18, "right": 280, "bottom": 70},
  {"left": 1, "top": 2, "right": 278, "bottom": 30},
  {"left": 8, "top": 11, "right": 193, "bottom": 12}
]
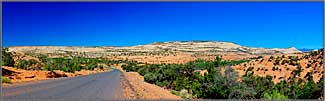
[
  {"left": 2, "top": 48, "right": 15, "bottom": 66},
  {"left": 2, "top": 76, "right": 11, "bottom": 83},
  {"left": 2, "top": 48, "right": 133, "bottom": 73},
  {"left": 16, "top": 59, "right": 38, "bottom": 70},
  {"left": 263, "top": 90, "right": 288, "bottom": 99},
  {"left": 122, "top": 56, "right": 323, "bottom": 99},
  {"left": 40, "top": 56, "right": 133, "bottom": 73}
]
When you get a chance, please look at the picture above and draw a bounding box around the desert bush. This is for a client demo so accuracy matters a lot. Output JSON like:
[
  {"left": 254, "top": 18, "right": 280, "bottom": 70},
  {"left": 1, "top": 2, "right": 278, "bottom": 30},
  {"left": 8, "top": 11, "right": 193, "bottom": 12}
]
[
  {"left": 263, "top": 90, "right": 288, "bottom": 99},
  {"left": 309, "top": 51, "right": 318, "bottom": 56},
  {"left": 298, "top": 73, "right": 322, "bottom": 99},
  {"left": 171, "top": 90, "right": 180, "bottom": 96},
  {"left": 179, "top": 89, "right": 193, "bottom": 99},
  {"left": 295, "top": 65, "right": 302, "bottom": 76},
  {"left": 144, "top": 73, "right": 158, "bottom": 84},
  {"left": 16, "top": 60, "right": 28, "bottom": 69},
  {"left": 246, "top": 67, "right": 254, "bottom": 71},
  {"left": 320, "top": 61, "right": 323, "bottom": 65},
  {"left": 257, "top": 56, "right": 263, "bottom": 59},
  {"left": 272, "top": 67, "right": 276, "bottom": 71},
  {"left": 38, "top": 54, "right": 48, "bottom": 62},
  {"left": 86, "top": 63, "right": 97, "bottom": 70},
  {"left": 306, "top": 64, "right": 311, "bottom": 68},
  {"left": 42, "top": 57, "right": 131, "bottom": 72},
  {"left": 274, "top": 57, "right": 281, "bottom": 65},
  {"left": 281, "top": 60, "right": 289, "bottom": 65},
  {"left": 269, "top": 56, "right": 274, "bottom": 62},
  {"left": 2, "top": 76, "right": 11, "bottom": 83},
  {"left": 16, "top": 59, "right": 38, "bottom": 70},
  {"left": 2, "top": 48, "right": 15, "bottom": 66}
]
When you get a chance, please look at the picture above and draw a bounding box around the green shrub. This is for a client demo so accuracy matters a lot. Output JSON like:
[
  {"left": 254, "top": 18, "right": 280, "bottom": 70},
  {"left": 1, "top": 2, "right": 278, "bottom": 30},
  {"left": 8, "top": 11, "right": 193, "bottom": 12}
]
[
  {"left": 274, "top": 57, "right": 281, "bottom": 65},
  {"left": 2, "top": 76, "right": 11, "bottom": 83},
  {"left": 171, "top": 90, "right": 180, "bottom": 96},
  {"left": 144, "top": 73, "right": 157, "bottom": 83},
  {"left": 2, "top": 48, "right": 15, "bottom": 66},
  {"left": 295, "top": 65, "right": 302, "bottom": 76},
  {"left": 38, "top": 54, "right": 48, "bottom": 62},
  {"left": 268, "top": 56, "right": 274, "bottom": 62},
  {"left": 179, "top": 89, "right": 193, "bottom": 99},
  {"left": 257, "top": 56, "right": 263, "bottom": 59},
  {"left": 263, "top": 90, "right": 288, "bottom": 99},
  {"left": 155, "top": 80, "right": 168, "bottom": 87},
  {"left": 310, "top": 51, "right": 318, "bottom": 56},
  {"left": 272, "top": 67, "right": 276, "bottom": 71},
  {"left": 40, "top": 57, "right": 129, "bottom": 73},
  {"left": 17, "top": 60, "right": 28, "bottom": 69},
  {"left": 16, "top": 59, "right": 38, "bottom": 70}
]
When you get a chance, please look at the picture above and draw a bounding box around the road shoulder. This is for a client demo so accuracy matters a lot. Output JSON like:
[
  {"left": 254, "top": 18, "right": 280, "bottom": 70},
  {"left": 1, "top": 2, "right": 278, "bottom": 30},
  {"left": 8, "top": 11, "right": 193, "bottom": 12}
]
[{"left": 120, "top": 71, "right": 182, "bottom": 100}]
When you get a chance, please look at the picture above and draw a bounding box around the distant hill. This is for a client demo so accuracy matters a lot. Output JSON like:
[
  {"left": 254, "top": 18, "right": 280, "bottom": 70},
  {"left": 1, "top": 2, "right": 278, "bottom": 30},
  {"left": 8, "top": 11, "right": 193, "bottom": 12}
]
[{"left": 7, "top": 41, "right": 302, "bottom": 58}]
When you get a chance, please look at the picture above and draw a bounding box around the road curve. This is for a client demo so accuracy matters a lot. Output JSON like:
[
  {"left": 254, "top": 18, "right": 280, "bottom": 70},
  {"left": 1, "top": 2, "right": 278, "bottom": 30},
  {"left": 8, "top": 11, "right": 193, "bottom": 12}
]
[{"left": 2, "top": 69, "right": 123, "bottom": 101}]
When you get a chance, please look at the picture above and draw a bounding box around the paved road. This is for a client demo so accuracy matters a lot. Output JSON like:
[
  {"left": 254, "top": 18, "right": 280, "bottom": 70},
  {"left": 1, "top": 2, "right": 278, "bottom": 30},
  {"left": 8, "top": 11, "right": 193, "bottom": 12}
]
[{"left": 2, "top": 69, "right": 123, "bottom": 101}]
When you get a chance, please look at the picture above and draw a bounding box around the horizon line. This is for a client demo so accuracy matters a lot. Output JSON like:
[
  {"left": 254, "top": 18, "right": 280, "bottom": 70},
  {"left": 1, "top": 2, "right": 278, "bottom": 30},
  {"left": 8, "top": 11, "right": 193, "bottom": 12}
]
[{"left": 3, "top": 40, "right": 323, "bottom": 49}]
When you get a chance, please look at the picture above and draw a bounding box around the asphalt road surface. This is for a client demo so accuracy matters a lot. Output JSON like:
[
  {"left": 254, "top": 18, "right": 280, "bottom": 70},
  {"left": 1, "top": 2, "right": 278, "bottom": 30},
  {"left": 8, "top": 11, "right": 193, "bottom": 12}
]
[{"left": 2, "top": 69, "right": 123, "bottom": 101}]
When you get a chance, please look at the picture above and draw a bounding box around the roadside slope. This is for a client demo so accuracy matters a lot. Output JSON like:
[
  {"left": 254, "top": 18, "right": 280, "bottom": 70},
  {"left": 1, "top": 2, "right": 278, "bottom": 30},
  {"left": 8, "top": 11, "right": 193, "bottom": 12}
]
[{"left": 121, "top": 71, "right": 182, "bottom": 100}]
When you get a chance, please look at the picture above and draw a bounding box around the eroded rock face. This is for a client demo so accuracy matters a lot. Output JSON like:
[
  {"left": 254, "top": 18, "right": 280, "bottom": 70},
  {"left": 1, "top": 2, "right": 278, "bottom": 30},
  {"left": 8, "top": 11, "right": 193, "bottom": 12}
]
[
  {"left": 2, "top": 67, "right": 19, "bottom": 76},
  {"left": 2, "top": 66, "right": 50, "bottom": 83},
  {"left": 19, "top": 73, "right": 35, "bottom": 78},
  {"left": 2, "top": 66, "right": 108, "bottom": 84},
  {"left": 48, "top": 70, "right": 67, "bottom": 78},
  {"left": 8, "top": 41, "right": 302, "bottom": 58}
]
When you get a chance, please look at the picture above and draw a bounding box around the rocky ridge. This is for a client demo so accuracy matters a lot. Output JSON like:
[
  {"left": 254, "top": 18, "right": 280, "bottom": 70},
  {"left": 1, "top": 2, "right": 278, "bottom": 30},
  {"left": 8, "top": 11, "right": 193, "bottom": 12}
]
[{"left": 8, "top": 41, "right": 302, "bottom": 58}]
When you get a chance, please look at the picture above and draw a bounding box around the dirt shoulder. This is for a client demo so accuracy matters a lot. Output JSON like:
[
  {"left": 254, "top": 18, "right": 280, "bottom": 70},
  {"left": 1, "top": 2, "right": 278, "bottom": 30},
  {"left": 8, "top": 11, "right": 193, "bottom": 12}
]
[
  {"left": 2, "top": 66, "right": 110, "bottom": 85},
  {"left": 120, "top": 71, "right": 182, "bottom": 100}
]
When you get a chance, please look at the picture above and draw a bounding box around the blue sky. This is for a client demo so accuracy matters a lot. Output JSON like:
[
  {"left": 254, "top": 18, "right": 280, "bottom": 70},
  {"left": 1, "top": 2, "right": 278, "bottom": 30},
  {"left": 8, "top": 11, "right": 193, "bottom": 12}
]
[{"left": 3, "top": 2, "right": 324, "bottom": 49}]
